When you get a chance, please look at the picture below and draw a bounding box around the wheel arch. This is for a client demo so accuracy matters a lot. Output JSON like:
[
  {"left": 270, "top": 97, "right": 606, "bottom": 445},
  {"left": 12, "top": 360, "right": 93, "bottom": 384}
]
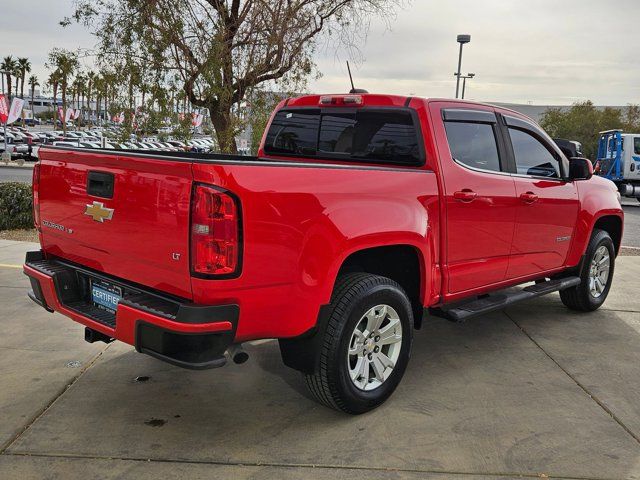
[
  {"left": 593, "top": 214, "right": 623, "bottom": 255},
  {"left": 335, "top": 244, "right": 426, "bottom": 329}
]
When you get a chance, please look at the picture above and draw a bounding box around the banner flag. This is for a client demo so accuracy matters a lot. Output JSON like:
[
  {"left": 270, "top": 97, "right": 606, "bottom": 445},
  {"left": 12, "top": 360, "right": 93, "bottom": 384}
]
[
  {"left": 6, "top": 98, "right": 25, "bottom": 124},
  {"left": 57, "top": 106, "right": 64, "bottom": 123},
  {"left": 65, "top": 107, "right": 74, "bottom": 123},
  {"left": 191, "top": 113, "right": 204, "bottom": 127},
  {"left": 0, "top": 95, "right": 8, "bottom": 124}
]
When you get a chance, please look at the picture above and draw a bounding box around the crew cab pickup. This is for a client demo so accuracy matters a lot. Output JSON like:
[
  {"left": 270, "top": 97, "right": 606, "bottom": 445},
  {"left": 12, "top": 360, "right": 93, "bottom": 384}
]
[{"left": 24, "top": 94, "right": 623, "bottom": 414}]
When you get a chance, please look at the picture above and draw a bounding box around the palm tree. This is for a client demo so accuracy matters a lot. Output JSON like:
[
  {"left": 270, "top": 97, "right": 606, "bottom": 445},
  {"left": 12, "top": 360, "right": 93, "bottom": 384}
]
[
  {"left": 13, "top": 64, "right": 20, "bottom": 97},
  {"left": 16, "top": 58, "right": 31, "bottom": 126},
  {"left": 0, "top": 56, "right": 17, "bottom": 101},
  {"left": 47, "top": 49, "right": 78, "bottom": 135},
  {"left": 29, "top": 75, "right": 39, "bottom": 122},
  {"left": 75, "top": 73, "right": 86, "bottom": 126},
  {"left": 47, "top": 70, "right": 62, "bottom": 121},
  {"left": 86, "top": 71, "right": 96, "bottom": 125},
  {"left": 17, "top": 58, "right": 31, "bottom": 99}
]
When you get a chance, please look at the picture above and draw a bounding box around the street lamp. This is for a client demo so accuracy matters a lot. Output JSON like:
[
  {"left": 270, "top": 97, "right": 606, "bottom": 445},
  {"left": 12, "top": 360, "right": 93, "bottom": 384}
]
[
  {"left": 454, "top": 34, "right": 471, "bottom": 99},
  {"left": 461, "top": 73, "right": 475, "bottom": 99}
]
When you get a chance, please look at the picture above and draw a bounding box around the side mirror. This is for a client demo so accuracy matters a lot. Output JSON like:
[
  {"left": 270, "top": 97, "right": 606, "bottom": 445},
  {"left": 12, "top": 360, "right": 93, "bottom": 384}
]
[{"left": 569, "top": 157, "right": 593, "bottom": 181}]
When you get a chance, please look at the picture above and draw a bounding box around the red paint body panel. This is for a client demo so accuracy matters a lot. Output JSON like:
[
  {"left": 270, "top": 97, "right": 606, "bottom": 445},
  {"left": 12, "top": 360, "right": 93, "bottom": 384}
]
[
  {"left": 507, "top": 177, "right": 579, "bottom": 278},
  {"left": 428, "top": 101, "right": 517, "bottom": 293},
  {"left": 37, "top": 149, "right": 193, "bottom": 299},
  {"left": 190, "top": 162, "right": 439, "bottom": 340},
  {"left": 31, "top": 94, "right": 623, "bottom": 349}
]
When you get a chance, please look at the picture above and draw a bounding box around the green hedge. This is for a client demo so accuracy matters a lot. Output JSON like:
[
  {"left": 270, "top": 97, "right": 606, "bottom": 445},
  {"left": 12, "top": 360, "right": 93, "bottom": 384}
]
[{"left": 0, "top": 182, "right": 33, "bottom": 230}]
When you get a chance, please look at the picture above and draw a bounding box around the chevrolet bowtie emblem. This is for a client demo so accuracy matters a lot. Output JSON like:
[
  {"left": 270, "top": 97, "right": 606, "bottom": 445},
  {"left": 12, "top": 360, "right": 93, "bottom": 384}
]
[{"left": 84, "top": 201, "right": 114, "bottom": 223}]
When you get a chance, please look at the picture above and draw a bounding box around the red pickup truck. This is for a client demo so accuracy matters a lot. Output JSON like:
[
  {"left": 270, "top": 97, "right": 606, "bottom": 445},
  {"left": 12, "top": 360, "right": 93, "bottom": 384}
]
[{"left": 24, "top": 94, "right": 623, "bottom": 414}]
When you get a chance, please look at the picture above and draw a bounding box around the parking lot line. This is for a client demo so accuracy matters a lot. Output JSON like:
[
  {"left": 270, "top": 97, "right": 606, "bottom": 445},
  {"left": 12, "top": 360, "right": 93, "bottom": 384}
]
[{"left": 0, "top": 264, "right": 22, "bottom": 269}]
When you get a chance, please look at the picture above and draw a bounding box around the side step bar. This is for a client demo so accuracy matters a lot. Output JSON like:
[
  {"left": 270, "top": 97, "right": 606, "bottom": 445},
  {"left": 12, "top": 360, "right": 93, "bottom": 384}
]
[{"left": 431, "top": 276, "right": 581, "bottom": 322}]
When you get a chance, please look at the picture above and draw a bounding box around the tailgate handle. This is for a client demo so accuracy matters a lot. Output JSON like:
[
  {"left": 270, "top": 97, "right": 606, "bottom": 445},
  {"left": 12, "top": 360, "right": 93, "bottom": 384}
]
[{"left": 87, "top": 171, "right": 114, "bottom": 199}]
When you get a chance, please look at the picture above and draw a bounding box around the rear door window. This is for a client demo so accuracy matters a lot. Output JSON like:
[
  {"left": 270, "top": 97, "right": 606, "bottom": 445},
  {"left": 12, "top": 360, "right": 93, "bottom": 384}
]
[
  {"left": 264, "top": 108, "right": 422, "bottom": 165},
  {"left": 444, "top": 121, "right": 502, "bottom": 172}
]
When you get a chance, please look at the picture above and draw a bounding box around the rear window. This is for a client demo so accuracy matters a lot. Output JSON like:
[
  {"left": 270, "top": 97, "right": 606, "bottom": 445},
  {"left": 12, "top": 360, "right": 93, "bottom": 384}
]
[
  {"left": 264, "top": 109, "right": 320, "bottom": 156},
  {"left": 264, "top": 108, "right": 423, "bottom": 165}
]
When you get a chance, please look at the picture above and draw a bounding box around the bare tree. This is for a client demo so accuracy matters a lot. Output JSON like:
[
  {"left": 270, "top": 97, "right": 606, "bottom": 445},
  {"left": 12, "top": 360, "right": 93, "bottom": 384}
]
[{"left": 68, "top": 0, "right": 404, "bottom": 152}]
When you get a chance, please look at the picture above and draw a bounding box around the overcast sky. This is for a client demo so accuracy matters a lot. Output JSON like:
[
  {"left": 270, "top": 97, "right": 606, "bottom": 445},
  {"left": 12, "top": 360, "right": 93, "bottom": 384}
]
[{"left": 2, "top": 0, "right": 639, "bottom": 105}]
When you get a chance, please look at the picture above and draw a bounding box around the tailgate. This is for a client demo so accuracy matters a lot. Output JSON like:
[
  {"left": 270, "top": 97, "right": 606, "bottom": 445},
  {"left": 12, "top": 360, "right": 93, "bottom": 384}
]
[{"left": 37, "top": 148, "right": 193, "bottom": 299}]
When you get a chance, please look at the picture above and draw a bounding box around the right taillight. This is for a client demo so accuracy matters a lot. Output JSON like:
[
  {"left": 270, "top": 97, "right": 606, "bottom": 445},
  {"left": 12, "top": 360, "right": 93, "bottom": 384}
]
[
  {"left": 32, "top": 163, "right": 40, "bottom": 230},
  {"left": 190, "top": 183, "right": 241, "bottom": 277}
]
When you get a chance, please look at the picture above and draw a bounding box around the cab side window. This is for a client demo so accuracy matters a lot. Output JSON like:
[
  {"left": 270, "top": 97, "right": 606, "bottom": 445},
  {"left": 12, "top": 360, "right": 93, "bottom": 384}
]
[
  {"left": 509, "top": 128, "right": 560, "bottom": 178},
  {"left": 444, "top": 121, "right": 501, "bottom": 173}
]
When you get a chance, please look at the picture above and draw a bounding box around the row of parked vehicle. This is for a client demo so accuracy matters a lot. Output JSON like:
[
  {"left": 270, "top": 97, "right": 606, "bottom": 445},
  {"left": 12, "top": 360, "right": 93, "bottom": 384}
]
[
  {"left": 0, "top": 125, "right": 218, "bottom": 161},
  {"left": 54, "top": 138, "right": 216, "bottom": 153}
]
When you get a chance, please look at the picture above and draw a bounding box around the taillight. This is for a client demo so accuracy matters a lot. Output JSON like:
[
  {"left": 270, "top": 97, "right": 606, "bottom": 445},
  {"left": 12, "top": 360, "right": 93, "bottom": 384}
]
[
  {"left": 190, "top": 184, "right": 241, "bottom": 277},
  {"left": 32, "top": 163, "right": 40, "bottom": 230}
]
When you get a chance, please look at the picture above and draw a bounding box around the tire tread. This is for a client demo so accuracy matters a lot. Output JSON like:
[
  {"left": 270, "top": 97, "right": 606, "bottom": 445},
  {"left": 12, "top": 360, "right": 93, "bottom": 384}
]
[{"left": 304, "top": 273, "right": 406, "bottom": 413}]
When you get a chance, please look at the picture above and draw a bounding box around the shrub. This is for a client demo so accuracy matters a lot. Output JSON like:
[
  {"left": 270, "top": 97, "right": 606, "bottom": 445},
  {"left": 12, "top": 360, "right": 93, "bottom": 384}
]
[{"left": 0, "top": 182, "right": 33, "bottom": 230}]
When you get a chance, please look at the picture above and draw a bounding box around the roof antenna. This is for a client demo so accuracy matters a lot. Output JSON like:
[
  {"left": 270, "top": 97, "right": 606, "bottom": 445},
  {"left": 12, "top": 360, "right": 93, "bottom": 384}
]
[{"left": 346, "top": 61, "right": 368, "bottom": 94}]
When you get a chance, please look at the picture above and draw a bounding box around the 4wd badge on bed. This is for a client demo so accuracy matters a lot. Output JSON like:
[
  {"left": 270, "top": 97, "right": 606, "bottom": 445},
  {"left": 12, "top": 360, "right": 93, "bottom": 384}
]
[{"left": 84, "top": 201, "right": 114, "bottom": 222}]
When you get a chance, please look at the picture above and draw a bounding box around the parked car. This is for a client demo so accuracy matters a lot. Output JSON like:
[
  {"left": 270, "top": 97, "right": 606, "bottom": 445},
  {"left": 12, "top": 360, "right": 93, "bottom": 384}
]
[{"left": 25, "top": 93, "right": 623, "bottom": 414}]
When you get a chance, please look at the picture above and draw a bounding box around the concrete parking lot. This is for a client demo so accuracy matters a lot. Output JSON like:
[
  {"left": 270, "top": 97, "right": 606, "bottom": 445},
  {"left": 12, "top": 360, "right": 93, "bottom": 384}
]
[{"left": 0, "top": 239, "right": 639, "bottom": 479}]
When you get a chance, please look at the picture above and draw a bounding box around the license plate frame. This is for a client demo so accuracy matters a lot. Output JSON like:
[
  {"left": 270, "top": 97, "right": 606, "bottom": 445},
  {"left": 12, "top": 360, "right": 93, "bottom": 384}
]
[{"left": 90, "top": 278, "right": 123, "bottom": 314}]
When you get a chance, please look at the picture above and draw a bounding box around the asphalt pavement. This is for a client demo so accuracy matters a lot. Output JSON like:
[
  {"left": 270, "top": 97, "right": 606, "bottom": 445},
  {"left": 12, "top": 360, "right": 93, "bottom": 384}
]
[
  {"left": 622, "top": 199, "right": 640, "bottom": 248},
  {"left": 0, "top": 239, "right": 639, "bottom": 479},
  {"left": 0, "top": 165, "right": 33, "bottom": 183}
]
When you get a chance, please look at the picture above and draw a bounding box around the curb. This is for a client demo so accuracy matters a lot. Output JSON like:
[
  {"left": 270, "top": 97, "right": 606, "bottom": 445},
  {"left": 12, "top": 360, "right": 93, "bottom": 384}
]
[{"left": 0, "top": 162, "right": 36, "bottom": 170}]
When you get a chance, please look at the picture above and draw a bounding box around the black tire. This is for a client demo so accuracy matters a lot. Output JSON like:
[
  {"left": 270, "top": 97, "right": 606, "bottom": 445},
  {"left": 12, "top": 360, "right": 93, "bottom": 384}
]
[
  {"left": 560, "top": 229, "right": 615, "bottom": 311},
  {"left": 304, "top": 273, "right": 413, "bottom": 414}
]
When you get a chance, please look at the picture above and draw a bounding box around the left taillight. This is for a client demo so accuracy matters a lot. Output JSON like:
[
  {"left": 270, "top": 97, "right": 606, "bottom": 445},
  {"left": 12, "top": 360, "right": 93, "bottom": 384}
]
[
  {"left": 32, "top": 163, "right": 40, "bottom": 230},
  {"left": 190, "top": 183, "right": 241, "bottom": 277}
]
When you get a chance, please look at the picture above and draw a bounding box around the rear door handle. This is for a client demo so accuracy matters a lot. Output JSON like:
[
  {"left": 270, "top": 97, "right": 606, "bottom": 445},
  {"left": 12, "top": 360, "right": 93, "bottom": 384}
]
[
  {"left": 453, "top": 189, "right": 478, "bottom": 202},
  {"left": 520, "top": 192, "right": 538, "bottom": 204}
]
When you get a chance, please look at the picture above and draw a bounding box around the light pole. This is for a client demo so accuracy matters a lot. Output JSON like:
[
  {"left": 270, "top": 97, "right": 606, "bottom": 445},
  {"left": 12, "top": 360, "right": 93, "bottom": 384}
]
[
  {"left": 461, "top": 73, "right": 475, "bottom": 99},
  {"left": 454, "top": 34, "right": 471, "bottom": 99}
]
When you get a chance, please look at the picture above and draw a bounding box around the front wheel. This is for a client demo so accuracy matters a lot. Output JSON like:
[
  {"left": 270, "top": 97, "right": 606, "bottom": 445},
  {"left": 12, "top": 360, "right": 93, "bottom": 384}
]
[
  {"left": 304, "top": 273, "right": 413, "bottom": 414},
  {"left": 560, "top": 229, "right": 615, "bottom": 311}
]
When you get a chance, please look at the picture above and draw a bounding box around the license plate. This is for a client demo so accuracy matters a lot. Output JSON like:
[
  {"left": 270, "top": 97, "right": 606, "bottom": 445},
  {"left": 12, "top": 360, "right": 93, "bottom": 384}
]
[{"left": 91, "top": 279, "right": 122, "bottom": 314}]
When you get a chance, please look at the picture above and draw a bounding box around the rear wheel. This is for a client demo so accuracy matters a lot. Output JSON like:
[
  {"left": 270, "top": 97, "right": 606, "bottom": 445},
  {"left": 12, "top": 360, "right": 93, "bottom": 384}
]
[
  {"left": 560, "top": 229, "right": 615, "bottom": 311},
  {"left": 304, "top": 273, "right": 413, "bottom": 414}
]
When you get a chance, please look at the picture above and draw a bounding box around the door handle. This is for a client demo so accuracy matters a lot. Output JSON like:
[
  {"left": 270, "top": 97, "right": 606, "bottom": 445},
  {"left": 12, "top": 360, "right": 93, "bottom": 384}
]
[
  {"left": 453, "top": 189, "right": 478, "bottom": 202},
  {"left": 520, "top": 192, "right": 538, "bottom": 204}
]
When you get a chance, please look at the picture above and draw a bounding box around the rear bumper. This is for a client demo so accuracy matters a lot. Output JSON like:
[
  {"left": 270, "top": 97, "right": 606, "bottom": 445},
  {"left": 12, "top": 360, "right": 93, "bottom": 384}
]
[{"left": 23, "top": 251, "right": 239, "bottom": 370}]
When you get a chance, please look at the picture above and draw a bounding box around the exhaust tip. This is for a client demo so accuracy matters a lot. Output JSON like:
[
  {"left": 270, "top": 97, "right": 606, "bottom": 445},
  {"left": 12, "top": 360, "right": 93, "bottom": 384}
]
[{"left": 227, "top": 344, "right": 249, "bottom": 364}]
